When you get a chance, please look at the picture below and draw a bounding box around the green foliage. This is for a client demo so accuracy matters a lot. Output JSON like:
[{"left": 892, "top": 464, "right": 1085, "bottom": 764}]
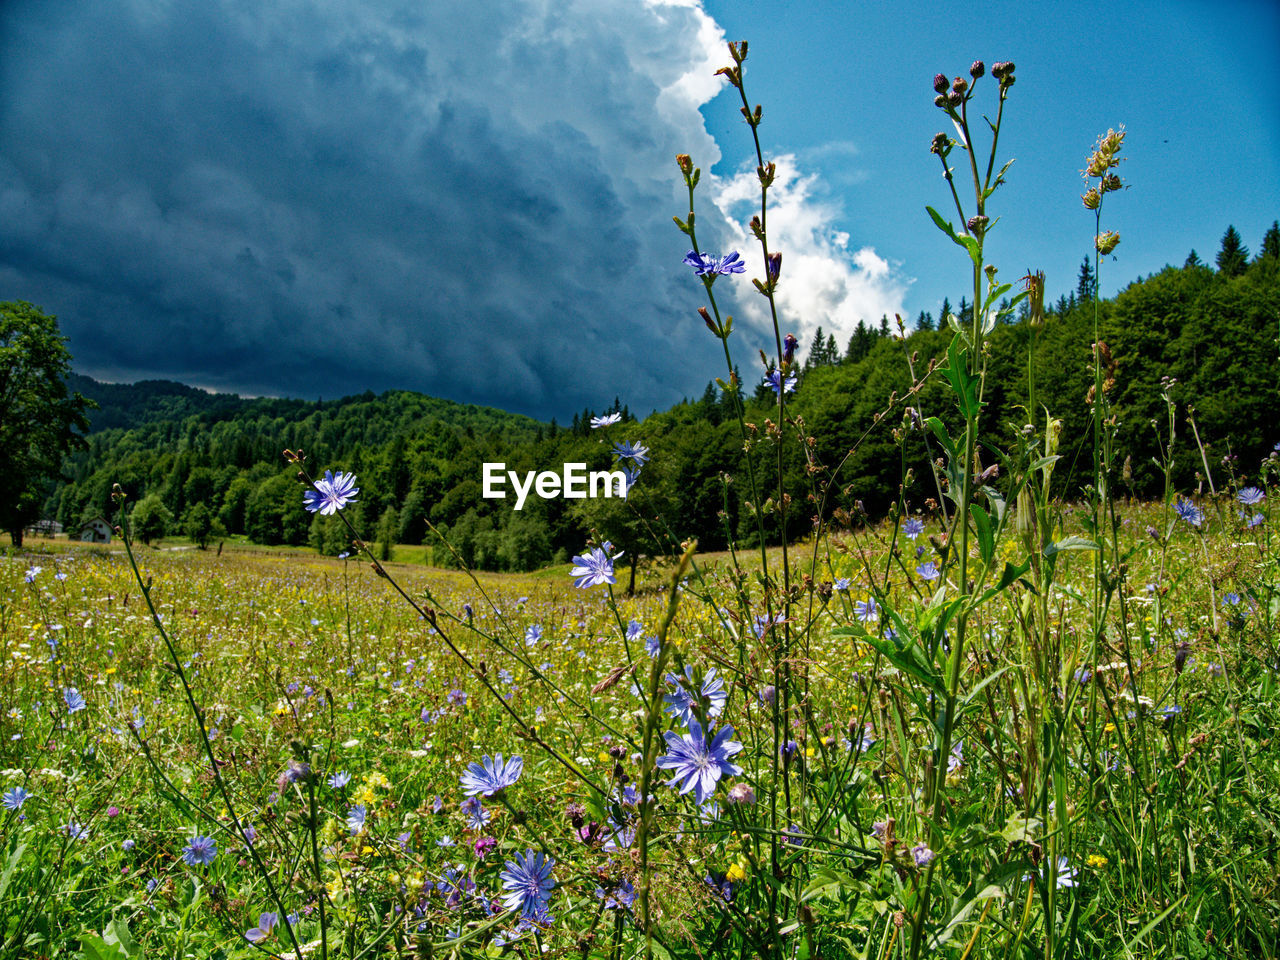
[
  {"left": 130, "top": 493, "right": 172, "bottom": 545},
  {"left": 0, "top": 302, "right": 93, "bottom": 546},
  {"left": 182, "top": 501, "right": 214, "bottom": 548},
  {"left": 1216, "top": 224, "right": 1249, "bottom": 277}
]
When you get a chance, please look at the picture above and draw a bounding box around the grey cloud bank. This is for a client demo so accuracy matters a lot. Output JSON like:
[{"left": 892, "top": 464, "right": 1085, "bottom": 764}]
[
  {"left": 0, "top": 0, "right": 902, "bottom": 419},
  {"left": 0, "top": 0, "right": 736, "bottom": 418}
]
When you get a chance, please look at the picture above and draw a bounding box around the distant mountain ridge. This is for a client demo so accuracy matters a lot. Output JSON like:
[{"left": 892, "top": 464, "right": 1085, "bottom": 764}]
[
  {"left": 67, "top": 374, "right": 251, "bottom": 433},
  {"left": 67, "top": 372, "right": 546, "bottom": 437}
]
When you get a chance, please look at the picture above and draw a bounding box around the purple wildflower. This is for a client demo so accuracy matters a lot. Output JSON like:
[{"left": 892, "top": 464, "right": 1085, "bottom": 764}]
[
  {"left": 499, "top": 849, "right": 556, "bottom": 917},
  {"left": 244, "top": 912, "right": 278, "bottom": 943},
  {"left": 684, "top": 250, "right": 746, "bottom": 277},
  {"left": 570, "top": 547, "right": 616, "bottom": 589},
  {"left": 459, "top": 753, "right": 523, "bottom": 797},
  {"left": 763, "top": 369, "right": 797, "bottom": 396},
  {"left": 181, "top": 834, "right": 217, "bottom": 866},
  {"left": 1238, "top": 486, "right": 1265, "bottom": 506},
  {"left": 655, "top": 719, "right": 743, "bottom": 804},
  {"left": 303, "top": 470, "right": 359, "bottom": 515},
  {"left": 1174, "top": 497, "right": 1202, "bottom": 527}
]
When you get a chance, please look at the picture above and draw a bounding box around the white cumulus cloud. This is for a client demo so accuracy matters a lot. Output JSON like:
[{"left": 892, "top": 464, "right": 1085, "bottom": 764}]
[{"left": 709, "top": 154, "right": 909, "bottom": 360}]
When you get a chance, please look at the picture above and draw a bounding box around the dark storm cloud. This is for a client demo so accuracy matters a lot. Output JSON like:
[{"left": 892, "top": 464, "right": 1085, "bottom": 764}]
[{"left": 0, "top": 0, "right": 738, "bottom": 418}]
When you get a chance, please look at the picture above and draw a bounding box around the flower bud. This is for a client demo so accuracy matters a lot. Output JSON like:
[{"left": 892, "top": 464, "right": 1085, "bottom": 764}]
[
  {"left": 699, "top": 306, "right": 715, "bottom": 333},
  {"left": 970, "top": 60, "right": 985, "bottom": 79},
  {"left": 1025, "top": 269, "right": 1045, "bottom": 327},
  {"left": 766, "top": 251, "right": 782, "bottom": 281},
  {"left": 947, "top": 90, "right": 963, "bottom": 108},
  {"left": 934, "top": 94, "right": 948, "bottom": 109},
  {"left": 951, "top": 76, "right": 968, "bottom": 95},
  {"left": 676, "top": 154, "right": 693, "bottom": 176},
  {"left": 933, "top": 72, "right": 948, "bottom": 94},
  {"left": 967, "top": 214, "right": 989, "bottom": 236},
  {"left": 930, "top": 132, "right": 949, "bottom": 155},
  {"left": 783, "top": 333, "right": 798, "bottom": 364}
]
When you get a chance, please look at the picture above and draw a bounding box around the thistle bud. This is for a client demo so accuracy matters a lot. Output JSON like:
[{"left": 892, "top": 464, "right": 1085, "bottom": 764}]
[
  {"left": 934, "top": 94, "right": 949, "bottom": 109},
  {"left": 970, "top": 60, "right": 985, "bottom": 79},
  {"left": 967, "top": 214, "right": 989, "bottom": 237},
  {"left": 930, "top": 132, "right": 949, "bottom": 155},
  {"left": 1081, "top": 187, "right": 1101, "bottom": 210},
  {"left": 947, "top": 90, "right": 963, "bottom": 108},
  {"left": 933, "top": 72, "right": 949, "bottom": 94},
  {"left": 951, "top": 76, "right": 968, "bottom": 95}
]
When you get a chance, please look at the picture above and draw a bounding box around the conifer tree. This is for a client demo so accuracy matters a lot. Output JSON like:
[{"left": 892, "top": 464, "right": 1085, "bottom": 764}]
[
  {"left": 1216, "top": 225, "right": 1248, "bottom": 277},
  {"left": 1259, "top": 220, "right": 1279, "bottom": 261}
]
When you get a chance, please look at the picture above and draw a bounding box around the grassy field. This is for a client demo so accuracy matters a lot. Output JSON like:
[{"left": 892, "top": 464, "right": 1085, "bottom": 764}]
[{"left": 2, "top": 496, "right": 1277, "bottom": 958}]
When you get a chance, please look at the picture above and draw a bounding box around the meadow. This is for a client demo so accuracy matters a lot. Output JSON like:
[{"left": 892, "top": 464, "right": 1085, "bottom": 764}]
[
  {"left": 2, "top": 42, "right": 1279, "bottom": 960},
  {"left": 3, "top": 489, "right": 1278, "bottom": 959}
]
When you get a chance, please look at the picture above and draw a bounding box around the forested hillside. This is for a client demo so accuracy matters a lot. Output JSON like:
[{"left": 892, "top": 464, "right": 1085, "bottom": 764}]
[{"left": 48, "top": 223, "right": 1279, "bottom": 569}]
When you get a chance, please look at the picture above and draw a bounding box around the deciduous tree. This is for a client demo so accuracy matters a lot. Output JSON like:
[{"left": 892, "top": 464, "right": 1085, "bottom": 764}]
[{"left": 0, "top": 302, "right": 93, "bottom": 546}]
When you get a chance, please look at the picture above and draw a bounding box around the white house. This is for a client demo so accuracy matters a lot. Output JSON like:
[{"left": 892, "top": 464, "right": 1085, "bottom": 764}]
[{"left": 79, "top": 518, "right": 112, "bottom": 543}]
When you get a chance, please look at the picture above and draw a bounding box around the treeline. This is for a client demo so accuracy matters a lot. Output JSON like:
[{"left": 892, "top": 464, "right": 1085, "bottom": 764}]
[{"left": 48, "top": 222, "right": 1279, "bottom": 570}]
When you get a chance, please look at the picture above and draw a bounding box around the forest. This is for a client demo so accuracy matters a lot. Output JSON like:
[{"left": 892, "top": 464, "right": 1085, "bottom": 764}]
[{"left": 46, "top": 222, "right": 1279, "bottom": 572}]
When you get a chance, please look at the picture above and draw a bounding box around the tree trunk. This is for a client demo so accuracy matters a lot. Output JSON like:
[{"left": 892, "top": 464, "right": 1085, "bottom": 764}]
[{"left": 9, "top": 528, "right": 22, "bottom": 548}]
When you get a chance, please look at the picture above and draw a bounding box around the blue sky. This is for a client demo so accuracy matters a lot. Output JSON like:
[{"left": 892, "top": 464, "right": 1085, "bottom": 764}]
[
  {"left": 699, "top": 0, "right": 1280, "bottom": 321},
  {"left": 1, "top": 0, "right": 1275, "bottom": 421}
]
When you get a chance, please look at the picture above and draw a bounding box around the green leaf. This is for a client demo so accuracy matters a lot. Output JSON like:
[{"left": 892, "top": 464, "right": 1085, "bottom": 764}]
[
  {"left": 1043, "top": 536, "right": 1099, "bottom": 558},
  {"left": 976, "top": 559, "right": 1032, "bottom": 604},
  {"left": 926, "top": 205, "right": 980, "bottom": 264},
  {"left": 941, "top": 336, "right": 981, "bottom": 420},
  {"left": 972, "top": 504, "right": 995, "bottom": 566},
  {"left": 961, "top": 666, "right": 1012, "bottom": 708},
  {"left": 931, "top": 884, "right": 1006, "bottom": 948},
  {"left": 0, "top": 840, "right": 27, "bottom": 903},
  {"left": 924, "top": 417, "right": 955, "bottom": 457},
  {"left": 834, "top": 626, "right": 943, "bottom": 693}
]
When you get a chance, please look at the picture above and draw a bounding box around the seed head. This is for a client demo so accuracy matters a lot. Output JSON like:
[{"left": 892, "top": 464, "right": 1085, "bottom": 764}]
[
  {"left": 1085, "top": 128, "right": 1126, "bottom": 178},
  {"left": 1081, "top": 187, "right": 1101, "bottom": 210},
  {"left": 1095, "top": 230, "right": 1121, "bottom": 255}
]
